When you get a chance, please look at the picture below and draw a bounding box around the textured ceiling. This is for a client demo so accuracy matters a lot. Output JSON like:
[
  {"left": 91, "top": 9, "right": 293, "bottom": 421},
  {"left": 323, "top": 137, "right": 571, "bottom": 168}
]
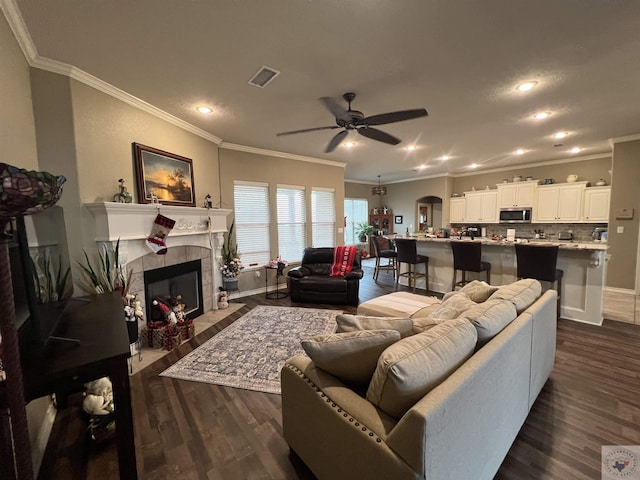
[{"left": 12, "top": 0, "right": 640, "bottom": 183}]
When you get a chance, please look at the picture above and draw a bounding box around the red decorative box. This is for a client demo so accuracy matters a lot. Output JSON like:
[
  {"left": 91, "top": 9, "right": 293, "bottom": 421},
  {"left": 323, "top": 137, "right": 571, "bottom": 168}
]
[
  {"left": 176, "top": 320, "right": 194, "bottom": 342},
  {"left": 140, "top": 323, "right": 166, "bottom": 349},
  {"left": 163, "top": 328, "right": 181, "bottom": 351}
]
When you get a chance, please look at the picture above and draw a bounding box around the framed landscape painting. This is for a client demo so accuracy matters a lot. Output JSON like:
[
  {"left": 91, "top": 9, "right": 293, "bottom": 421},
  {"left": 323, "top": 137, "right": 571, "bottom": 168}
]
[{"left": 133, "top": 143, "right": 196, "bottom": 206}]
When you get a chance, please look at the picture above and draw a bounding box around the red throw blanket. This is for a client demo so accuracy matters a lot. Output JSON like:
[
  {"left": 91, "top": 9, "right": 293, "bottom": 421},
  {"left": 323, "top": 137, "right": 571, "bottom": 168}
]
[{"left": 330, "top": 245, "right": 357, "bottom": 277}]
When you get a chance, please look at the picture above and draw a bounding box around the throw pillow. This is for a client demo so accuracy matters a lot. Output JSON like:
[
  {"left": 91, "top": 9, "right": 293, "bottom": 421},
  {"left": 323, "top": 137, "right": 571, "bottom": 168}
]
[
  {"left": 408, "top": 303, "right": 441, "bottom": 319},
  {"left": 366, "top": 318, "right": 477, "bottom": 420},
  {"left": 301, "top": 329, "right": 401, "bottom": 386},
  {"left": 442, "top": 280, "right": 499, "bottom": 303},
  {"left": 329, "top": 245, "right": 358, "bottom": 277},
  {"left": 488, "top": 279, "right": 542, "bottom": 313},
  {"left": 427, "top": 293, "right": 476, "bottom": 320},
  {"left": 336, "top": 314, "right": 414, "bottom": 338},
  {"left": 457, "top": 299, "right": 517, "bottom": 346},
  {"left": 411, "top": 316, "right": 449, "bottom": 334}
]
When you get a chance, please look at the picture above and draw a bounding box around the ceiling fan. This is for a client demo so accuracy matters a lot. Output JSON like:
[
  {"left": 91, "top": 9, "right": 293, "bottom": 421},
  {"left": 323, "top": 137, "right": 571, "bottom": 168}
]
[{"left": 276, "top": 92, "right": 428, "bottom": 153}]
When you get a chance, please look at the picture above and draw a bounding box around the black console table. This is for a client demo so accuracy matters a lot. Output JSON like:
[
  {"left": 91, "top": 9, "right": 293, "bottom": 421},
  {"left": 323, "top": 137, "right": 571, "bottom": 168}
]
[
  {"left": 0, "top": 291, "right": 137, "bottom": 479},
  {"left": 264, "top": 265, "right": 288, "bottom": 299}
]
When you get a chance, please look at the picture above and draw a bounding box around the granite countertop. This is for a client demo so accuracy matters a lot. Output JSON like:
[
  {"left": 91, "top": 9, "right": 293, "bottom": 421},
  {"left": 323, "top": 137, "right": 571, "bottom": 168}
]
[{"left": 390, "top": 235, "right": 608, "bottom": 251}]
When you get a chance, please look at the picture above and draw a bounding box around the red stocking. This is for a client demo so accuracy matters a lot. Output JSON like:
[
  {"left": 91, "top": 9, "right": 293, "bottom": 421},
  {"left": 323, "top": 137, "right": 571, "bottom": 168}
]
[{"left": 146, "top": 214, "right": 175, "bottom": 254}]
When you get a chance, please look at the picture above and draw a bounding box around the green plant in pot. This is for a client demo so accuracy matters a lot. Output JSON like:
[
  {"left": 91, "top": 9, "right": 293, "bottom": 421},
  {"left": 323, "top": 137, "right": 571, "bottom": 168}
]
[{"left": 355, "top": 222, "right": 375, "bottom": 243}]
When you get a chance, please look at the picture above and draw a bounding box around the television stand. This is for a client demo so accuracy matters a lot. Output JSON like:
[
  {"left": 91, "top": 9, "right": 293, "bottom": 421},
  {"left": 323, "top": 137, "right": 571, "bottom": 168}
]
[{"left": 0, "top": 291, "right": 137, "bottom": 479}]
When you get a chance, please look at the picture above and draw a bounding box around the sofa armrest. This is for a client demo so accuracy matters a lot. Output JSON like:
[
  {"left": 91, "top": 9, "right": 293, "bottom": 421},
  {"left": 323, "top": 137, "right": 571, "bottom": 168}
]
[
  {"left": 288, "top": 266, "right": 311, "bottom": 278},
  {"left": 282, "top": 355, "right": 418, "bottom": 479},
  {"left": 345, "top": 268, "right": 364, "bottom": 280}
]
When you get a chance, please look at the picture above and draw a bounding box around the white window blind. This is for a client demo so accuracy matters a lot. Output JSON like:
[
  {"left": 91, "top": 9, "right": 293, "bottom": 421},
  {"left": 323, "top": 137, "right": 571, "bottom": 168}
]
[
  {"left": 233, "top": 182, "right": 270, "bottom": 266},
  {"left": 311, "top": 188, "right": 336, "bottom": 248},
  {"left": 277, "top": 185, "right": 306, "bottom": 262},
  {"left": 344, "top": 198, "right": 369, "bottom": 244}
]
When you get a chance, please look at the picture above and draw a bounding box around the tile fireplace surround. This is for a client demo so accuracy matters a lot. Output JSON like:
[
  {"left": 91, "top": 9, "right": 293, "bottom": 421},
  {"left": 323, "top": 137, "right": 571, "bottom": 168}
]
[{"left": 86, "top": 202, "right": 232, "bottom": 317}]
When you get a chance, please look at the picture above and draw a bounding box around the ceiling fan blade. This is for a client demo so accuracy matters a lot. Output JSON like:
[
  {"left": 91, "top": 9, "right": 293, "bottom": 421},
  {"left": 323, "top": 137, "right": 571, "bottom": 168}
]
[
  {"left": 357, "top": 127, "right": 401, "bottom": 145},
  {"left": 276, "top": 125, "right": 340, "bottom": 136},
  {"left": 320, "top": 97, "right": 350, "bottom": 121},
  {"left": 325, "top": 130, "right": 349, "bottom": 153},
  {"left": 363, "top": 108, "right": 428, "bottom": 126}
]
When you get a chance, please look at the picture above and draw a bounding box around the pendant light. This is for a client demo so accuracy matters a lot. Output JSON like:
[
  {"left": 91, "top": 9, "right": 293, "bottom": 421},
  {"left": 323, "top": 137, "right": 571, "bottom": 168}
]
[{"left": 371, "top": 175, "right": 387, "bottom": 196}]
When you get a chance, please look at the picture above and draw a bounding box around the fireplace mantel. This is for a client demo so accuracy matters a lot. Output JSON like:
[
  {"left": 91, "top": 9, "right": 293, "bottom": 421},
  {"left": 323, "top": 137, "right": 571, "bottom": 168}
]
[{"left": 85, "top": 202, "right": 232, "bottom": 264}]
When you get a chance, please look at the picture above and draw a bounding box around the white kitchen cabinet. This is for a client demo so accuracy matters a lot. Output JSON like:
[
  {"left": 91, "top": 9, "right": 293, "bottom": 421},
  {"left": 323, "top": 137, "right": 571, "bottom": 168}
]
[
  {"left": 450, "top": 197, "right": 465, "bottom": 223},
  {"left": 496, "top": 181, "right": 537, "bottom": 208},
  {"left": 464, "top": 190, "right": 498, "bottom": 223},
  {"left": 583, "top": 186, "right": 611, "bottom": 222},
  {"left": 534, "top": 182, "right": 586, "bottom": 223}
]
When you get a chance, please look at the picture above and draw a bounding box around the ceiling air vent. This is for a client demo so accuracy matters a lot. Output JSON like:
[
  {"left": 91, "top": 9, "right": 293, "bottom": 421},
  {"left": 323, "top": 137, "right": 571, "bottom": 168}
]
[{"left": 248, "top": 65, "right": 280, "bottom": 88}]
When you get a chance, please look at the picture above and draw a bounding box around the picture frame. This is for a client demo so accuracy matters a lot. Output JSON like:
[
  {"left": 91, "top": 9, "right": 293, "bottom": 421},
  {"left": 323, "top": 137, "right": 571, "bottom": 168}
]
[
  {"left": 394, "top": 215, "right": 403, "bottom": 224},
  {"left": 133, "top": 143, "right": 196, "bottom": 206}
]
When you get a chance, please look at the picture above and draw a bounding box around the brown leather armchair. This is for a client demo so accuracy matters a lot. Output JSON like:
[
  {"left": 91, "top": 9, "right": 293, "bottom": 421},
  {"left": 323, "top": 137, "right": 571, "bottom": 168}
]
[{"left": 288, "top": 247, "right": 363, "bottom": 306}]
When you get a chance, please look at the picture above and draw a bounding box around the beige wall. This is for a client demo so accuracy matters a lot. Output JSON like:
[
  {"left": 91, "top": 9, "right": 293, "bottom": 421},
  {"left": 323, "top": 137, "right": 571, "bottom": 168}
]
[
  {"left": 219, "top": 148, "right": 345, "bottom": 292},
  {"left": 609, "top": 140, "right": 640, "bottom": 290},
  {"left": 0, "top": 13, "right": 38, "bottom": 169}
]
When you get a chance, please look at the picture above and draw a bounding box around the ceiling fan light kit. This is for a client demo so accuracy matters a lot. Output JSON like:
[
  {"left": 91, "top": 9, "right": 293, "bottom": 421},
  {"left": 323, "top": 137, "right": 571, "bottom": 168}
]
[{"left": 276, "top": 92, "right": 428, "bottom": 153}]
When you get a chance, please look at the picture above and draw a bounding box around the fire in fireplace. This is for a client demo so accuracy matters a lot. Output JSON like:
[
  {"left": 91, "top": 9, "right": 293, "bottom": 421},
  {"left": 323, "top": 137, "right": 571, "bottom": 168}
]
[{"left": 143, "top": 259, "right": 203, "bottom": 321}]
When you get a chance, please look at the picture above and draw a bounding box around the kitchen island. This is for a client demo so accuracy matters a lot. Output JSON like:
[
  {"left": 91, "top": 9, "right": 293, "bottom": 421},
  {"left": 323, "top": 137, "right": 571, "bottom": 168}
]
[{"left": 392, "top": 236, "right": 607, "bottom": 325}]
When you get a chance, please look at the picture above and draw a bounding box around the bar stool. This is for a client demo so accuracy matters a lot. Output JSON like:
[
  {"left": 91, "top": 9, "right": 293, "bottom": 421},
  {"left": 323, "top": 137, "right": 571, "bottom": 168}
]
[
  {"left": 371, "top": 235, "right": 397, "bottom": 280},
  {"left": 395, "top": 238, "right": 429, "bottom": 293},
  {"left": 450, "top": 241, "right": 491, "bottom": 290},
  {"left": 515, "top": 244, "right": 563, "bottom": 319}
]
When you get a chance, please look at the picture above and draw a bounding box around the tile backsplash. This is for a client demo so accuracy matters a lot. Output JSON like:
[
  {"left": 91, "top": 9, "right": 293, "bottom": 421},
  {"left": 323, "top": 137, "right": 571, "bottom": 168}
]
[{"left": 451, "top": 223, "right": 608, "bottom": 242}]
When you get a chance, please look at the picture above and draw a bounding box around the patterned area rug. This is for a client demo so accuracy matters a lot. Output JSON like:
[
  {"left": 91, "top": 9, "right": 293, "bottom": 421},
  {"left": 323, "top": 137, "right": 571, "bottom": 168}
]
[{"left": 159, "top": 305, "right": 340, "bottom": 394}]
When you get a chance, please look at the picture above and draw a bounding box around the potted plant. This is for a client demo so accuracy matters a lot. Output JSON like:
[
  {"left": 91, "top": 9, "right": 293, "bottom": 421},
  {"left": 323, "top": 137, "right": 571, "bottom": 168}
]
[
  {"left": 220, "top": 221, "right": 244, "bottom": 291},
  {"left": 355, "top": 222, "right": 375, "bottom": 243}
]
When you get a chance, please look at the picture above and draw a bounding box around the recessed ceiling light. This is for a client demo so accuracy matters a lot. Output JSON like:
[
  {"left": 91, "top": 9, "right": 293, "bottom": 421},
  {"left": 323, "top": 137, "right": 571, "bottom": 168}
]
[
  {"left": 344, "top": 142, "right": 356, "bottom": 148},
  {"left": 196, "top": 106, "right": 213, "bottom": 114},
  {"left": 440, "top": 155, "right": 450, "bottom": 161},
  {"left": 406, "top": 145, "right": 416, "bottom": 151},
  {"left": 553, "top": 131, "right": 568, "bottom": 139},
  {"left": 570, "top": 147, "right": 581, "bottom": 154},
  {"left": 515, "top": 149, "right": 525, "bottom": 155},
  {"left": 469, "top": 163, "right": 478, "bottom": 169},
  {"left": 516, "top": 81, "right": 539, "bottom": 92},
  {"left": 533, "top": 111, "right": 550, "bottom": 120}
]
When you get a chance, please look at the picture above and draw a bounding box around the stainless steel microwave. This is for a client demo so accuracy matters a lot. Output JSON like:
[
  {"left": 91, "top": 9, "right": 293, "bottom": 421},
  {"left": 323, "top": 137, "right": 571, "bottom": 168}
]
[{"left": 499, "top": 208, "right": 532, "bottom": 223}]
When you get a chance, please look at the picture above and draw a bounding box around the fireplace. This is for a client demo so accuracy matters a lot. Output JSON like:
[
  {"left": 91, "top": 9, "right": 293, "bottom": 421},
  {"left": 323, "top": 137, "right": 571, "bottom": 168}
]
[{"left": 144, "top": 259, "right": 203, "bottom": 321}]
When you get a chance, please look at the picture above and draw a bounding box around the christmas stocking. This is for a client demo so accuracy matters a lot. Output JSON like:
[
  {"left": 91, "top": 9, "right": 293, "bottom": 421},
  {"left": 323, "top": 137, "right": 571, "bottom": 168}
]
[{"left": 146, "top": 214, "right": 176, "bottom": 254}]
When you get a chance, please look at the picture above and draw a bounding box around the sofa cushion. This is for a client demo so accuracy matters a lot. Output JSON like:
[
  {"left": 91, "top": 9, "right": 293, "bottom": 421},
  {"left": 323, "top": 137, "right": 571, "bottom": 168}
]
[
  {"left": 427, "top": 293, "right": 477, "bottom": 320},
  {"left": 301, "top": 330, "right": 401, "bottom": 386},
  {"left": 408, "top": 303, "right": 441, "bottom": 319},
  {"left": 457, "top": 299, "right": 517, "bottom": 346},
  {"left": 442, "top": 280, "right": 499, "bottom": 303},
  {"left": 488, "top": 279, "right": 542, "bottom": 313},
  {"left": 366, "top": 318, "right": 477, "bottom": 419},
  {"left": 336, "top": 314, "right": 414, "bottom": 338}
]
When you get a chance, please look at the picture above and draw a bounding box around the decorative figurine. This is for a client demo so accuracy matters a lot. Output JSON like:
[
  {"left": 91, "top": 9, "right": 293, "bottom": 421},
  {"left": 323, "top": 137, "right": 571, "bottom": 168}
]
[
  {"left": 113, "top": 178, "right": 132, "bottom": 203},
  {"left": 204, "top": 194, "right": 213, "bottom": 208}
]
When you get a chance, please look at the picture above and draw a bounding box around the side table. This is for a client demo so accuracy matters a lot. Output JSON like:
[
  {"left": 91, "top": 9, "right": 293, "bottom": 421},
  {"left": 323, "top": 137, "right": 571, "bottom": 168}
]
[{"left": 265, "top": 264, "right": 288, "bottom": 299}]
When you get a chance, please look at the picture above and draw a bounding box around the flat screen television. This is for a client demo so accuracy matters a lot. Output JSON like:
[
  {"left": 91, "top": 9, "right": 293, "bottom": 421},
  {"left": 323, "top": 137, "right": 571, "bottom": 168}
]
[{"left": 5, "top": 215, "right": 69, "bottom": 357}]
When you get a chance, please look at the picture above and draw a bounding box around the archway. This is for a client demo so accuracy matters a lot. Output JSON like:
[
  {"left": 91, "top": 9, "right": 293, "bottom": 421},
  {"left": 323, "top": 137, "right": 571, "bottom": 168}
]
[{"left": 416, "top": 195, "right": 443, "bottom": 231}]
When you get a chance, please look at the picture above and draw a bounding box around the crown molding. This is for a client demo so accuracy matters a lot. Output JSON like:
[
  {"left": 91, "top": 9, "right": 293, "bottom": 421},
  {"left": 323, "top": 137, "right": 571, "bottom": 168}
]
[
  {"left": 609, "top": 133, "right": 640, "bottom": 146},
  {"left": 2, "top": 0, "right": 222, "bottom": 145},
  {"left": 219, "top": 143, "right": 346, "bottom": 168}
]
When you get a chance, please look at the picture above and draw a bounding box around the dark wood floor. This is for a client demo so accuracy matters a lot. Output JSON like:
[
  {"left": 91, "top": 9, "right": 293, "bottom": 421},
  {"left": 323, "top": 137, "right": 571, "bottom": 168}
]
[{"left": 38, "top": 260, "right": 640, "bottom": 479}]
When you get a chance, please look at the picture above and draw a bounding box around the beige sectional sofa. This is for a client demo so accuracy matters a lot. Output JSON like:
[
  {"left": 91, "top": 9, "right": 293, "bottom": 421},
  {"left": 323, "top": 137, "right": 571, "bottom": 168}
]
[{"left": 281, "top": 280, "right": 557, "bottom": 480}]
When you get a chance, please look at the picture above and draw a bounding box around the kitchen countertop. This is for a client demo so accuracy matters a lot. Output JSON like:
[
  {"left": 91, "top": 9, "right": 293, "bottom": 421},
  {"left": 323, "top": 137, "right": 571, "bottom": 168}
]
[{"left": 388, "top": 235, "right": 608, "bottom": 251}]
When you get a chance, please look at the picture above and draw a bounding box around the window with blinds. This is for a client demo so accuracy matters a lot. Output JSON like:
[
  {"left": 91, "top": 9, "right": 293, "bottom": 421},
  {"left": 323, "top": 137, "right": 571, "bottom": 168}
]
[
  {"left": 344, "top": 198, "right": 369, "bottom": 244},
  {"left": 311, "top": 188, "right": 336, "bottom": 248},
  {"left": 277, "top": 185, "right": 306, "bottom": 262},
  {"left": 233, "top": 181, "right": 270, "bottom": 267}
]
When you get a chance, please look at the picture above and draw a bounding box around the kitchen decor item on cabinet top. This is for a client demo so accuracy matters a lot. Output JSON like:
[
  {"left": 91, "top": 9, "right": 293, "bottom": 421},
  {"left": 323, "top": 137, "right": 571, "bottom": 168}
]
[
  {"left": 525, "top": 176, "right": 534, "bottom": 181},
  {"left": 566, "top": 174, "right": 578, "bottom": 182},
  {"left": 544, "top": 178, "right": 554, "bottom": 184},
  {"left": 595, "top": 178, "right": 607, "bottom": 186},
  {"left": 512, "top": 175, "right": 522, "bottom": 182}
]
